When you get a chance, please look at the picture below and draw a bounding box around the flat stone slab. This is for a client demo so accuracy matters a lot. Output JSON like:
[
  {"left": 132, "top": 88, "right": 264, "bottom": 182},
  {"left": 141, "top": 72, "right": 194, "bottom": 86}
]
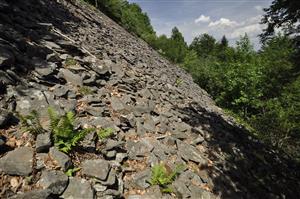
[
  {"left": 82, "top": 159, "right": 111, "bottom": 180},
  {"left": 0, "top": 147, "right": 33, "bottom": 176},
  {"left": 62, "top": 177, "right": 94, "bottom": 199},
  {"left": 38, "top": 170, "right": 68, "bottom": 195}
]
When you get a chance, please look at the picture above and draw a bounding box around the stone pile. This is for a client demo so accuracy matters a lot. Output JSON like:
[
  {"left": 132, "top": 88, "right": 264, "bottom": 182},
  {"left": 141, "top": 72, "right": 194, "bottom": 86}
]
[{"left": 0, "top": 0, "right": 299, "bottom": 198}]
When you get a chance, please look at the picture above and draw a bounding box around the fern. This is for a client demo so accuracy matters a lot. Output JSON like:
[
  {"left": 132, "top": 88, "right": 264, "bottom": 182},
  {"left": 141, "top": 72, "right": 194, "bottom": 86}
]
[
  {"left": 97, "top": 128, "right": 114, "bottom": 140},
  {"left": 47, "top": 108, "right": 93, "bottom": 153},
  {"left": 19, "top": 110, "right": 44, "bottom": 135},
  {"left": 150, "top": 163, "right": 184, "bottom": 193}
]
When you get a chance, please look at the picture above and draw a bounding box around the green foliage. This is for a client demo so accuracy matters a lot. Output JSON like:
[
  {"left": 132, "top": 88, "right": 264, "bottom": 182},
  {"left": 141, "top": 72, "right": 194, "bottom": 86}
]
[
  {"left": 79, "top": 86, "right": 93, "bottom": 95},
  {"left": 190, "top": 33, "right": 217, "bottom": 58},
  {"left": 48, "top": 107, "right": 93, "bottom": 153},
  {"left": 65, "top": 167, "right": 81, "bottom": 177},
  {"left": 97, "top": 128, "right": 114, "bottom": 140},
  {"left": 64, "top": 58, "right": 77, "bottom": 67},
  {"left": 150, "top": 163, "right": 184, "bottom": 192},
  {"left": 19, "top": 110, "right": 44, "bottom": 136}
]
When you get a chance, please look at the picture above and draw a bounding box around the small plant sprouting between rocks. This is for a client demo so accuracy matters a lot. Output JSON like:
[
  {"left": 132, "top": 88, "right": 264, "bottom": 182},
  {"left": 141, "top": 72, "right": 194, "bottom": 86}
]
[
  {"left": 78, "top": 86, "right": 93, "bottom": 95},
  {"left": 150, "top": 163, "right": 185, "bottom": 193},
  {"left": 64, "top": 57, "right": 77, "bottom": 67},
  {"left": 19, "top": 110, "right": 44, "bottom": 136},
  {"left": 175, "top": 78, "right": 183, "bottom": 87},
  {"left": 48, "top": 107, "right": 94, "bottom": 153},
  {"left": 65, "top": 167, "right": 81, "bottom": 177},
  {"left": 97, "top": 127, "right": 114, "bottom": 140}
]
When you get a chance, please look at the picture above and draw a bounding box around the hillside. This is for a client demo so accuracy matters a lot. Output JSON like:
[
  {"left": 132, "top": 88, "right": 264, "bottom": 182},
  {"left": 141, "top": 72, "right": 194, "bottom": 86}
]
[{"left": 0, "top": 0, "right": 299, "bottom": 198}]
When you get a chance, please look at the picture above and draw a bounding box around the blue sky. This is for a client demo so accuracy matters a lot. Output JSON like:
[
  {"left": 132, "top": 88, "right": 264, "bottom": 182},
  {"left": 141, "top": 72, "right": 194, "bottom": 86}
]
[{"left": 128, "top": 0, "right": 273, "bottom": 49}]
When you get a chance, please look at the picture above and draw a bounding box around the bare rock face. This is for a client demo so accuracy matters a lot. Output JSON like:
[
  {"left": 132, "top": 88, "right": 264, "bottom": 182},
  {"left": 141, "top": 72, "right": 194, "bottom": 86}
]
[
  {"left": 0, "top": 147, "right": 33, "bottom": 176},
  {"left": 0, "top": 0, "right": 299, "bottom": 198}
]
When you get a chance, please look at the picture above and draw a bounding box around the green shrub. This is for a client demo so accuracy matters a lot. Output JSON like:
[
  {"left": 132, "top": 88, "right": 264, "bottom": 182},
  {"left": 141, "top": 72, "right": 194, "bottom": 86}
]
[
  {"left": 65, "top": 167, "right": 81, "bottom": 177},
  {"left": 78, "top": 86, "right": 93, "bottom": 95},
  {"left": 48, "top": 107, "right": 93, "bottom": 153},
  {"left": 97, "top": 128, "right": 114, "bottom": 140},
  {"left": 150, "top": 163, "right": 184, "bottom": 193}
]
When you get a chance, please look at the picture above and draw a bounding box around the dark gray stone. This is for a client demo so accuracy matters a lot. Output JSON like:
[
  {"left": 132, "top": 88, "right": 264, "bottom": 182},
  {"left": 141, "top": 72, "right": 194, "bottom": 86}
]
[
  {"left": 82, "top": 159, "right": 111, "bottom": 180},
  {"left": 62, "top": 177, "right": 94, "bottom": 199},
  {"left": 131, "top": 169, "right": 151, "bottom": 189},
  {"left": 143, "top": 115, "right": 156, "bottom": 132},
  {"left": 177, "top": 140, "right": 207, "bottom": 165},
  {"left": 11, "top": 189, "right": 50, "bottom": 199},
  {"left": 49, "top": 147, "right": 72, "bottom": 171},
  {"left": 0, "top": 46, "right": 14, "bottom": 67},
  {"left": 128, "top": 139, "right": 154, "bottom": 159},
  {"left": 0, "top": 108, "right": 11, "bottom": 127},
  {"left": 80, "top": 131, "right": 96, "bottom": 152},
  {"left": 0, "top": 147, "right": 33, "bottom": 176},
  {"left": 59, "top": 68, "right": 83, "bottom": 86},
  {"left": 36, "top": 132, "right": 52, "bottom": 153},
  {"left": 110, "top": 96, "right": 125, "bottom": 112},
  {"left": 38, "top": 170, "right": 68, "bottom": 195}
]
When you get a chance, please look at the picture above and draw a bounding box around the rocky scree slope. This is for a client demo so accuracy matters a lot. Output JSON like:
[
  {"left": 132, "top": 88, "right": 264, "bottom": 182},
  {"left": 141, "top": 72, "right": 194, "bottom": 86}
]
[{"left": 0, "top": 0, "right": 299, "bottom": 198}]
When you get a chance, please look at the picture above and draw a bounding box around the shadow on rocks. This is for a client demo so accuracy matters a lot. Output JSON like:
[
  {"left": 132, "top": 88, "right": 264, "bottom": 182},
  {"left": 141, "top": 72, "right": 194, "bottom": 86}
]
[
  {"left": 0, "top": 0, "right": 85, "bottom": 85},
  {"left": 175, "top": 102, "right": 300, "bottom": 199}
]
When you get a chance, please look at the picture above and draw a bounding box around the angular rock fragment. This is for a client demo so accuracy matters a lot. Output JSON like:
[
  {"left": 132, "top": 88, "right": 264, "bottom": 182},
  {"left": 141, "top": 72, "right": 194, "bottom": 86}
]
[
  {"left": 49, "top": 147, "right": 72, "bottom": 171},
  {"left": 62, "top": 177, "right": 94, "bottom": 199},
  {"left": 0, "top": 147, "right": 33, "bottom": 176},
  {"left": 82, "top": 159, "right": 111, "bottom": 180},
  {"left": 38, "top": 170, "right": 68, "bottom": 195}
]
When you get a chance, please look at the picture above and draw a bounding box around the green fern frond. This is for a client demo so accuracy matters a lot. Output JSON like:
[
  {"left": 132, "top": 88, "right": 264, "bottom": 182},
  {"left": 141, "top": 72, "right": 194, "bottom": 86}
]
[{"left": 19, "top": 110, "right": 44, "bottom": 135}]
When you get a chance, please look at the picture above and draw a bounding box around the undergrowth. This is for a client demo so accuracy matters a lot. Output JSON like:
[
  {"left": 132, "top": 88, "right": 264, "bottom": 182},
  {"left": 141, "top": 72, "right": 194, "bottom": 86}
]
[{"left": 150, "top": 163, "right": 185, "bottom": 193}]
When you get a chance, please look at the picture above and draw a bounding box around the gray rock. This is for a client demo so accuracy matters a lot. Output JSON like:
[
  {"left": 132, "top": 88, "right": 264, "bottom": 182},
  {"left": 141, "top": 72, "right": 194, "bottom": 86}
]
[
  {"left": 82, "top": 159, "right": 111, "bottom": 180},
  {"left": 128, "top": 139, "right": 154, "bottom": 159},
  {"left": 131, "top": 169, "right": 151, "bottom": 189},
  {"left": 59, "top": 68, "right": 83, "bottom": 86},
  {"left": 144, "top": 185, "right": 162, "bottom": 199},
  {"left": 38, "top": 170, "right": 68, "bottom": 195},
  {"left": 11, "top": 189, "right": 50, "bottom": 199},
  {"left": 92, "top": 63, "right": 109, "bottom": 75},
  {"left": 191, "top": 136, "right": 205, "bottom": 146},
  {"left": 189, "top": 184, "right": 216, "bottom": 199},
  {"left": 36, "top": 153, "right": 48, "bottom": 170},
  {"left": 104, "top": 139, "right": 124, "bottom": 151},
  {"left": 93, "top": 184, "right": 107, "bottom": 192},
  {"left": 0, "top": 47, "right": 14, "bottom": 67},
  {"left": 62, "top": 177, "right": 94, "bottom": 199},
  {"left": 0, "top": 135, "right": 6, "bottom": 146},
  {"left": 52, "top": 84, "right": 69, "bottom": 97},
  {"left": 143, "top": 115, "right": 156, "bottom": 132},
  {"left": 98, "top": 168, "right": 116, "bottom": 186},
  {"left": 35, "top": 66, "right": 54, "bottom": 77},
  {"left": 172, "top": 179, "right": 191, "bottom": 198},
  {"left": 110, "top": 96, "right": 125, "bottom": 112},
  {"left": 0, "top": 108, "right": 11, "bottom": 127},
  {"left": 0, "top": 147, "right": 33, "bottom": 176},
  {"left": 80, "top": 131, "right": 96, "bottom": 152},
  {"left": 106, "top": 150, "right": 116, "bottom": 158},
  {"left": 36, "top": 132, "right": 52, "bottom": 153},
  {"left": 49, "top": 147, "right": 72, "bottom": 171},
  {"left": 116, "top": 153, "right": 127, "bottom": 163},
  {"left": 177, "top": 140, "right": 207, "bottom": 165}
]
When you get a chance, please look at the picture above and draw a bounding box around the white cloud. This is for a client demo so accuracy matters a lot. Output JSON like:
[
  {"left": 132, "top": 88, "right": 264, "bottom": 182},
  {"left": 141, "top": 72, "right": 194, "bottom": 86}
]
[
  {"left": 195, "top": 15, "right": 211, "bottom": 23},
  {"left": 254, "top": 5, "right": 263, "bottom": 11},
  {"left": 208, "top": 18, "right": 239, "bottom": 28},
  {"left": 229, "top": 24, "right": 262, "bottom": 39}
]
